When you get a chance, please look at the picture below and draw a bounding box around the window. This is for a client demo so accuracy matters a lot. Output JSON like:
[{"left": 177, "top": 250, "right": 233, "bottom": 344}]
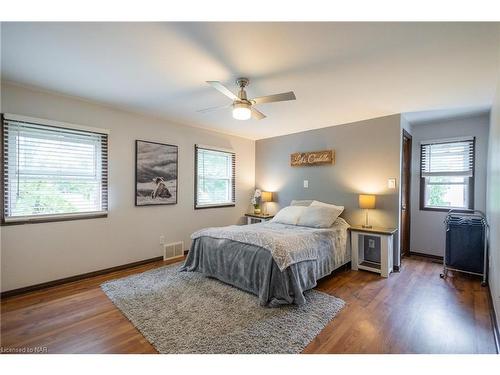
[
  {"left": 195, "top": 145, "right": 235, "bottom": 209},
  {"left": 420, "top": 138, "right": 475, "bottom": 211},
  {"left": 2, "top": 114, "right": 108, "bottom": 224}
]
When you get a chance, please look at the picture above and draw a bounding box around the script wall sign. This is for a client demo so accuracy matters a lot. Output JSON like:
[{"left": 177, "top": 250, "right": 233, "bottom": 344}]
[{"left": 290, "top": 150, "right": 335, "bottom": 166}]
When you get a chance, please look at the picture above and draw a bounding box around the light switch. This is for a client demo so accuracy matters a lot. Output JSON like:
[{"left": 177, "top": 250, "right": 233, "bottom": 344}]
[
  {"left": 388, "top": 178, "right": 396, "bottom": 189},
  {"left": 303, "top": 180, "right": 309, "bottom": 188}
]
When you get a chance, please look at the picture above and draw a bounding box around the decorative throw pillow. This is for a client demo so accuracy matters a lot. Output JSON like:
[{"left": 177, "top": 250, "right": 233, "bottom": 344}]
[
  {"left": 297, "top": 206, "right": 342, "bottom": 228},
  {"left": 310, "top": 200, "right": 345, "bottom": 215},
  {"left": 271, "top": 206, "right": 306, "bottom": 225},
  {"left": 290, "top": 199, "right": 313, "bottom": 207}
]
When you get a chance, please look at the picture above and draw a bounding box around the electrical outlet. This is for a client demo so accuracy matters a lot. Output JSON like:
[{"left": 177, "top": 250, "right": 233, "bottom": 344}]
[
  {"left": 159, "top": 235, "right": 165, "bottom": 245},
  {"left": 368, "top": 239, "right": 375, "bottom": 248},
  {"left": 303, "top": 180, "right": 309, "bottom": 188}
]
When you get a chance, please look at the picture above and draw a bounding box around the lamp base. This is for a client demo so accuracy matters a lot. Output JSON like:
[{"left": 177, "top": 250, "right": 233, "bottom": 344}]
[{"left": 363, "top": 209, "right": 372, "bottom": 229}]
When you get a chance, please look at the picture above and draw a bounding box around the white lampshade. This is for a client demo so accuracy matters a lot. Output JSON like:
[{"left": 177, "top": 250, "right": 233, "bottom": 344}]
[
  {"left": 261, "top": 191, "right": 273, "bottom": 202},
  {"left": 359, "top": 194, "right": 376, "bottom": 209},
  {"left": 232, "top": 102, "right": 251, "bottom": 120}
]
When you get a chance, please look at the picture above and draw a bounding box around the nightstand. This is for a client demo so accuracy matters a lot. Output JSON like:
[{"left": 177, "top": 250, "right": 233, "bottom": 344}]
[
  {"left": 350, "top": 225, "right": 397, "bottom": 277},
  {"left": 245, "top": 213, "right": 274, "bottom": 225}
]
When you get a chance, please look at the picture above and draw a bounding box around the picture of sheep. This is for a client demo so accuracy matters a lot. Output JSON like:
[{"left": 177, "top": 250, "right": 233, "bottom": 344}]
[{"left": 135, "top": 140, "right": 178, "bottom": 206}]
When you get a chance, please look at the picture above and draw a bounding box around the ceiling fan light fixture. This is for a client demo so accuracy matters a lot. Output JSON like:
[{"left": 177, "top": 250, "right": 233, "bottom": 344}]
[
  {"left": 200, "top": 79, "right": 295, "bottom": 121},
  {"left": 232, "top": 102, "right": 251, "bottom": 120}
]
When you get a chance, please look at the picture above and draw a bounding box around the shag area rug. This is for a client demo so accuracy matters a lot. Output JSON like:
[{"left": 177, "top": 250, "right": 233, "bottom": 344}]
[{"left": 101, "top": 264, "right": 345, "bottom": 354}]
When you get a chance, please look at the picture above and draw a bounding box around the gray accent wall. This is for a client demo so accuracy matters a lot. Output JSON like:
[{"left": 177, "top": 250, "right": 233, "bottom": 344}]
[
  {"left": 409, "top": 113, "right": 490, "bottom": 257},
  {"left": 255, "top": 114, "right": 402, "bottom": 257}
]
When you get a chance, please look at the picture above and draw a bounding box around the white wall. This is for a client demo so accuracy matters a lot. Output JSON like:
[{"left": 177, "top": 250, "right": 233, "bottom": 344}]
[
  {"left": 486, "top": 62, "right": 500, "bottom": 330},
  {"left": 410, "top": 113, "right": 490, "bottom": 257},
  {"left": 0, "top": 82, "right": 255, "bottom": 292}
]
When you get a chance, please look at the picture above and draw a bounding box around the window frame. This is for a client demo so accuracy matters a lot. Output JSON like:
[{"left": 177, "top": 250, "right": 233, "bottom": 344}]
[
  {"left": 1, "top": 113, "right": 109, "bottom": 225},
  {"left": 419, "top": 137, "right": 475, "bottom": 213},
  {"left": 194, "top": 144, "right": 236, "bottom": 210}
]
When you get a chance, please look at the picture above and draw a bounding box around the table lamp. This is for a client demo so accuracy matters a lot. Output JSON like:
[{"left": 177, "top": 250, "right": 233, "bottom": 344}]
[
  {"left": 359, "top": 194, "right": 376, "bottom": 228},
  {"left": 261, "top": 191, "right": 274, "bottom": 215}
]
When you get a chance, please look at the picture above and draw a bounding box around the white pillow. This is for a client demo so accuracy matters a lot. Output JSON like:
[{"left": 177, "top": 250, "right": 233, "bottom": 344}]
[
  {"left": 271, "top": 206, "right": 306, "bottom": 225},
  {"left": 310, "top": 200, "right": 344, "bottom": 215},
  {"left": 297, "top": 206, "right": 342, "bottom": 228},
  {"left": 290, "top": 199, "right": 313, "bottom": 207}
]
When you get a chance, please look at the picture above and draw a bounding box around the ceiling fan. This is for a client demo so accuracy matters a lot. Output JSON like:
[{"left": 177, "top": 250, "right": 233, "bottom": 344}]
[{"left": 198, "top": 77, "right": 296, "bottom": 120}]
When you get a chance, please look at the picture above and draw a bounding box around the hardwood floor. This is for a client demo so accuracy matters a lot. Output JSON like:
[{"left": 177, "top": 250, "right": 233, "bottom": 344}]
[{"left": 0, "top": 256, "right": 496, "bottom": 354}]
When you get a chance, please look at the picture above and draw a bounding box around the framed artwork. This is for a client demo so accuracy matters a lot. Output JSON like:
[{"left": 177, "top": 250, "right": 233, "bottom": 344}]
[{"left": 135, "top": 140, "right": 178, "bottom": 206}]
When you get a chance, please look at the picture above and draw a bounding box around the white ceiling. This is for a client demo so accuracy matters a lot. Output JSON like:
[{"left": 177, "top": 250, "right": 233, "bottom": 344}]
[
  {"left": 403, "top": 107, "right": 491, "bottom": 125},
  {"left": 1, "top": 22, "right": 499, "bottom": 140}
]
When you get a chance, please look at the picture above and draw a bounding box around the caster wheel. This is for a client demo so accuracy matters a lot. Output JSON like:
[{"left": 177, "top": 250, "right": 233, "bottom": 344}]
[
  {"left": 481, "top": 282, "right": 487, "bottom": 287},
  {"left": 440, "top": 273, "right": 445, "bottom": 278}
]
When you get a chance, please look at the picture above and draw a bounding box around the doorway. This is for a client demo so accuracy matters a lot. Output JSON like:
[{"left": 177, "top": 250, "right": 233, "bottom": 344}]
[{"left": 401, "top": 130, "right": 412, "bottom": 260}]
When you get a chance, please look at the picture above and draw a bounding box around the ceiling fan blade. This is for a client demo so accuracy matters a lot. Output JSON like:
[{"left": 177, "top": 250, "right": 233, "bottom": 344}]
[
  {"left": 207, "top": 81, "right": 239, "bottom": 100},
  {"left": 197, "top": 103, "right": 232, "bottom": 113},
  {"left": 251, "top": 91, "right": 296, "bottom": 105},
  {"left": 251, "top": 107, "right": 266, "bottom": 120}
]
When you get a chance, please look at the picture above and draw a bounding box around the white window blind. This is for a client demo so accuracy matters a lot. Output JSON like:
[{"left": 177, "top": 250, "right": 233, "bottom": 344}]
[
  {"left": 420, "top": 138, "right": 475, "bottom": 210},
  {"left": 421, "top": 139, "right": 475, "bottom": 177},
  {"left": 2, "top": 116, "right": 108, "bottom": 223},
  {"left": 195, "top": 145, "right": 235, "bottom": 208}
]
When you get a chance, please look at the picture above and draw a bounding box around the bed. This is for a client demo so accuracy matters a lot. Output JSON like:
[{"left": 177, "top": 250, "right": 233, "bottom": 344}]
[{"left": 180, "top": 203, "right": 350, "bottom": 307}]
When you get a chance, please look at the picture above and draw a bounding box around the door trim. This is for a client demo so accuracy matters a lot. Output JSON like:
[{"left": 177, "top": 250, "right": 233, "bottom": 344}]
[{"left": 401, "top": 129, "right": 412, "bottom": 258}]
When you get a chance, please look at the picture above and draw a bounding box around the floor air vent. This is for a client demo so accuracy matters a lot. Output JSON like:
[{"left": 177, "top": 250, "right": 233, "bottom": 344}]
[{"left": 163, "top": 241, "right": 184, "bottom": 261}]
